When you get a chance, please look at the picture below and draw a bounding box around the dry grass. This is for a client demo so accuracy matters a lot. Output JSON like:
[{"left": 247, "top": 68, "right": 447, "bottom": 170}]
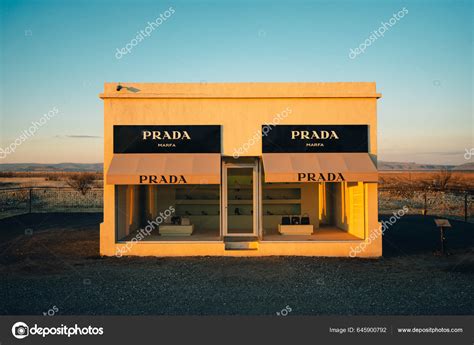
[
  {"left": 0, "top": 172, "right": 103, "bottom": 189},
  {"left": 379, "top": 171, "right": 474, "bottom": 191}
]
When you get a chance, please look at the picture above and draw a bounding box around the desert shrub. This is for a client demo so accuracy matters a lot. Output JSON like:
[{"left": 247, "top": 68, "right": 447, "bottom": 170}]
[
  {"left": 66, "top": 173, "right": 96, "bottom": 195},
  {"left": 45, "top": 173, "right": 62, "bottom": 181},
  {"left": 420, "top": 168, "right": 458, "bottom": 191}
]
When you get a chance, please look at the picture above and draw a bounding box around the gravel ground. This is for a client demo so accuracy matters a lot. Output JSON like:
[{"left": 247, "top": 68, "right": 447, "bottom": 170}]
[{"left": 0, "top": 213, "right": 472, "bottom": 315}]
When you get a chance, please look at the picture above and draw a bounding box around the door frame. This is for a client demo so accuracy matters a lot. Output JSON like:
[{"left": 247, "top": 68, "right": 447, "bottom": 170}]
[{"left": 222, "top": 160, "right": 259, "bottom": 237}]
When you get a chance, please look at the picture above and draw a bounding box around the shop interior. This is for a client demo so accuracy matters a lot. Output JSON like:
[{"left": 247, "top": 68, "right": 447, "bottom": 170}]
[
  {"left": 262, "top": 181, "right": 366, "bottom": 241},
  {"left": 115, "top": 179, "right": 366, "bottom": 242},
  {"left": 115, "top": 184, "right": 221, "bottom": 241}
]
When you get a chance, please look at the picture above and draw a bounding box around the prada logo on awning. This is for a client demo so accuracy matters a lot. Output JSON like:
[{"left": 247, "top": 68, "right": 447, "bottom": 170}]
[
  {"left": 139, "top": 175, "right": 188, "bottom": 184},
  {"left": 297, "top": 172, "right": 345, "bottom": 182}
]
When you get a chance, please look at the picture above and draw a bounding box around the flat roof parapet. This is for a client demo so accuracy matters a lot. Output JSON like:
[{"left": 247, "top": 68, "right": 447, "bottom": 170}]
[{"left": 99, "top": 82, "right": 382, "bottom": 99}]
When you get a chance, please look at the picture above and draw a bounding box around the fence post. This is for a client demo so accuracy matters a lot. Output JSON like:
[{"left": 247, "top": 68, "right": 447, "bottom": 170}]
[
  {"left": 465, "top": 193, "right": 468, "bottom": 222},
  {"left": 29, "top": 188, "right": 32, "bottom": 214},
  {"left": 423, "top": 192, "right": 427, "bottom": 216}
]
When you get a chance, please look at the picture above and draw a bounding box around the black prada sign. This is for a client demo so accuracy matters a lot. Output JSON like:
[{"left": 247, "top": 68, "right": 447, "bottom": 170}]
[
  {"left": 262, "top": 125, "right": 369, "bottom": 153},
  {"left": 114, "top": 125, "right": 221, "bottom": 153}
]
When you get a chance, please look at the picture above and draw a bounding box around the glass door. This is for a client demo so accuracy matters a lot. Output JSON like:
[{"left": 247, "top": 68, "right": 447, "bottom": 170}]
[{"left": 222, "top": 163, "right": 258, "bottom": 236}]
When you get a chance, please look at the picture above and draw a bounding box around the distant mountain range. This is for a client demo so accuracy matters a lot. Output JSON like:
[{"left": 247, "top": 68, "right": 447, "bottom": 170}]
[
  {"left": 0, "top": 163, "right": 102, "bottom": 172},
  {"left": 378, "top": 161, "right": 474, "bottom": 171},
  {"left": 0, "top": 161, "right": 473, "bottom": 172}
]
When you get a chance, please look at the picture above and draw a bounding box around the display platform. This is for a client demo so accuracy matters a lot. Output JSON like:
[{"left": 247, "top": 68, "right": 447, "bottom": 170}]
[
  {"left": 278, "top": 224, "right": 314, "bottom": 235},
  {"left": 159, "top": 224, "right": 194, "bottom": 236}
]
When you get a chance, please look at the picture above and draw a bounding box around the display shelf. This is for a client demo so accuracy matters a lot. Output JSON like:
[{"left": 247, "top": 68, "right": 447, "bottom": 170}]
[
  {"left": 278, "top": 224, "right": 314, "bottom": 235},
  {"left": 263, "top": 214, "right": 301, "bottom": 216},
  {"left": 173, "top": 184, "right": 304, "bottom": 229},
  {"left": 175, "top": 203, "right": 220, "bottom": 218},
  {"left": 175, "top": 186, "right": 220, "bottom": 203},
  {"left": 262, "top": 183, "right": 303, "bottom": 189},
  {"left": 174, "top": 213, "right": 220, "bottom": 218},
  {"left": 263, "top": 199, "right": 301, "bottom": 204},
  {"left": 228, "top": 200, "right": 253, "bottom": 204},
  {"left": 175, "top": 200, "right": 219, "bottom": 205}
]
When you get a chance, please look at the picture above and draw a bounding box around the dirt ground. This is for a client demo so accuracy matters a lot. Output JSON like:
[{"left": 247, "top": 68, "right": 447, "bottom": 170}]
[{"left": 0, "top": 213, "right": 472, "bottom": 315}]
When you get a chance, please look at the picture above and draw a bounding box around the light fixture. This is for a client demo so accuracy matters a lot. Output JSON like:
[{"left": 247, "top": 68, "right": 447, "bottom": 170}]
[{"left": 116, "top": 83, "right": 141, "bottom": 93}]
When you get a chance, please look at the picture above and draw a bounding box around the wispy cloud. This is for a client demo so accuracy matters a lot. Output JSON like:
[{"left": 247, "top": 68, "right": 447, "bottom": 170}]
[
  {"left": 55, "top": 135, "right": 102, "bottom": 139},
  {"left": 416, "top": 151, "right": 465, "bottom": 156},
  {"left": 379, "top": 150, "right": 465, "bottom": 156}
]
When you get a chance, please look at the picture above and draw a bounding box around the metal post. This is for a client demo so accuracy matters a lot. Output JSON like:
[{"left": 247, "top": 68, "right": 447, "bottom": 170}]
[
  {"left": 29, "top": 188, "right": 32, "bottom": 214},
  {"left": 465, "top": 193, "right": 468, "bottom": 222},
  {"left": 440, "top": 227, "right": 444, "bottom": 254},
  {"left": 423, "top": 193, "right": 427, "bottom": 216}
]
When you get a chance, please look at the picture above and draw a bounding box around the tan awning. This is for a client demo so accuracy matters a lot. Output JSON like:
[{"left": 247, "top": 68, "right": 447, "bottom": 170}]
[
  {"left": 106, "top": 154, "right": 221, "bottom": 185},
  {"left": 262, "top": 153, "right": 378, "bottom": 183}
]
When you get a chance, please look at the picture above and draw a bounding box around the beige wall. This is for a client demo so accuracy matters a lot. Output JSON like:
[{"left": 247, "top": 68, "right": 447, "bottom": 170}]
[{"left": 100, "top": 82, "right": 381, "bottom": 257}]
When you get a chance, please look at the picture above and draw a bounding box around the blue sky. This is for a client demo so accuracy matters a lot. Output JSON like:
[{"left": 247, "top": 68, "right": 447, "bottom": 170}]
[{"left": 0, "top": 0, "right": 472, "bottom": 164}]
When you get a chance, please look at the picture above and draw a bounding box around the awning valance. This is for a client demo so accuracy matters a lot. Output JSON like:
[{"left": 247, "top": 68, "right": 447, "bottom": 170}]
[
  {"left": 106, "top": 153, "right": 221, "bottom": 185},
  {"left": 262, "top": 153, "right": 378, "bottom": 183}
]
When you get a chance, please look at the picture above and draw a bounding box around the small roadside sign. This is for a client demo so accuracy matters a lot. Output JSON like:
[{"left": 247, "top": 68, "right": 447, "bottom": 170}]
[
  {"left": 434, "top": 219, "right": 451, "bottom": 228},
  {"left": 433, "top": 219, "right": 452, "bottom": 256}
]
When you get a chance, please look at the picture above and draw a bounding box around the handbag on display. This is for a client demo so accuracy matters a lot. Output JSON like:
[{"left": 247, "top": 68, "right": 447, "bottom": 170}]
[
  {"left": 180, "top": 217, "right": 191, "bottom": 226},
  {"left": 291, "top": 216, "right": 300, "bottom": 225},
  {"left": 301, "top": 213, "right": 310, "bottom": 225},
  {"left": 281, "top": 216, "right": 291, "bottom": 225}
]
